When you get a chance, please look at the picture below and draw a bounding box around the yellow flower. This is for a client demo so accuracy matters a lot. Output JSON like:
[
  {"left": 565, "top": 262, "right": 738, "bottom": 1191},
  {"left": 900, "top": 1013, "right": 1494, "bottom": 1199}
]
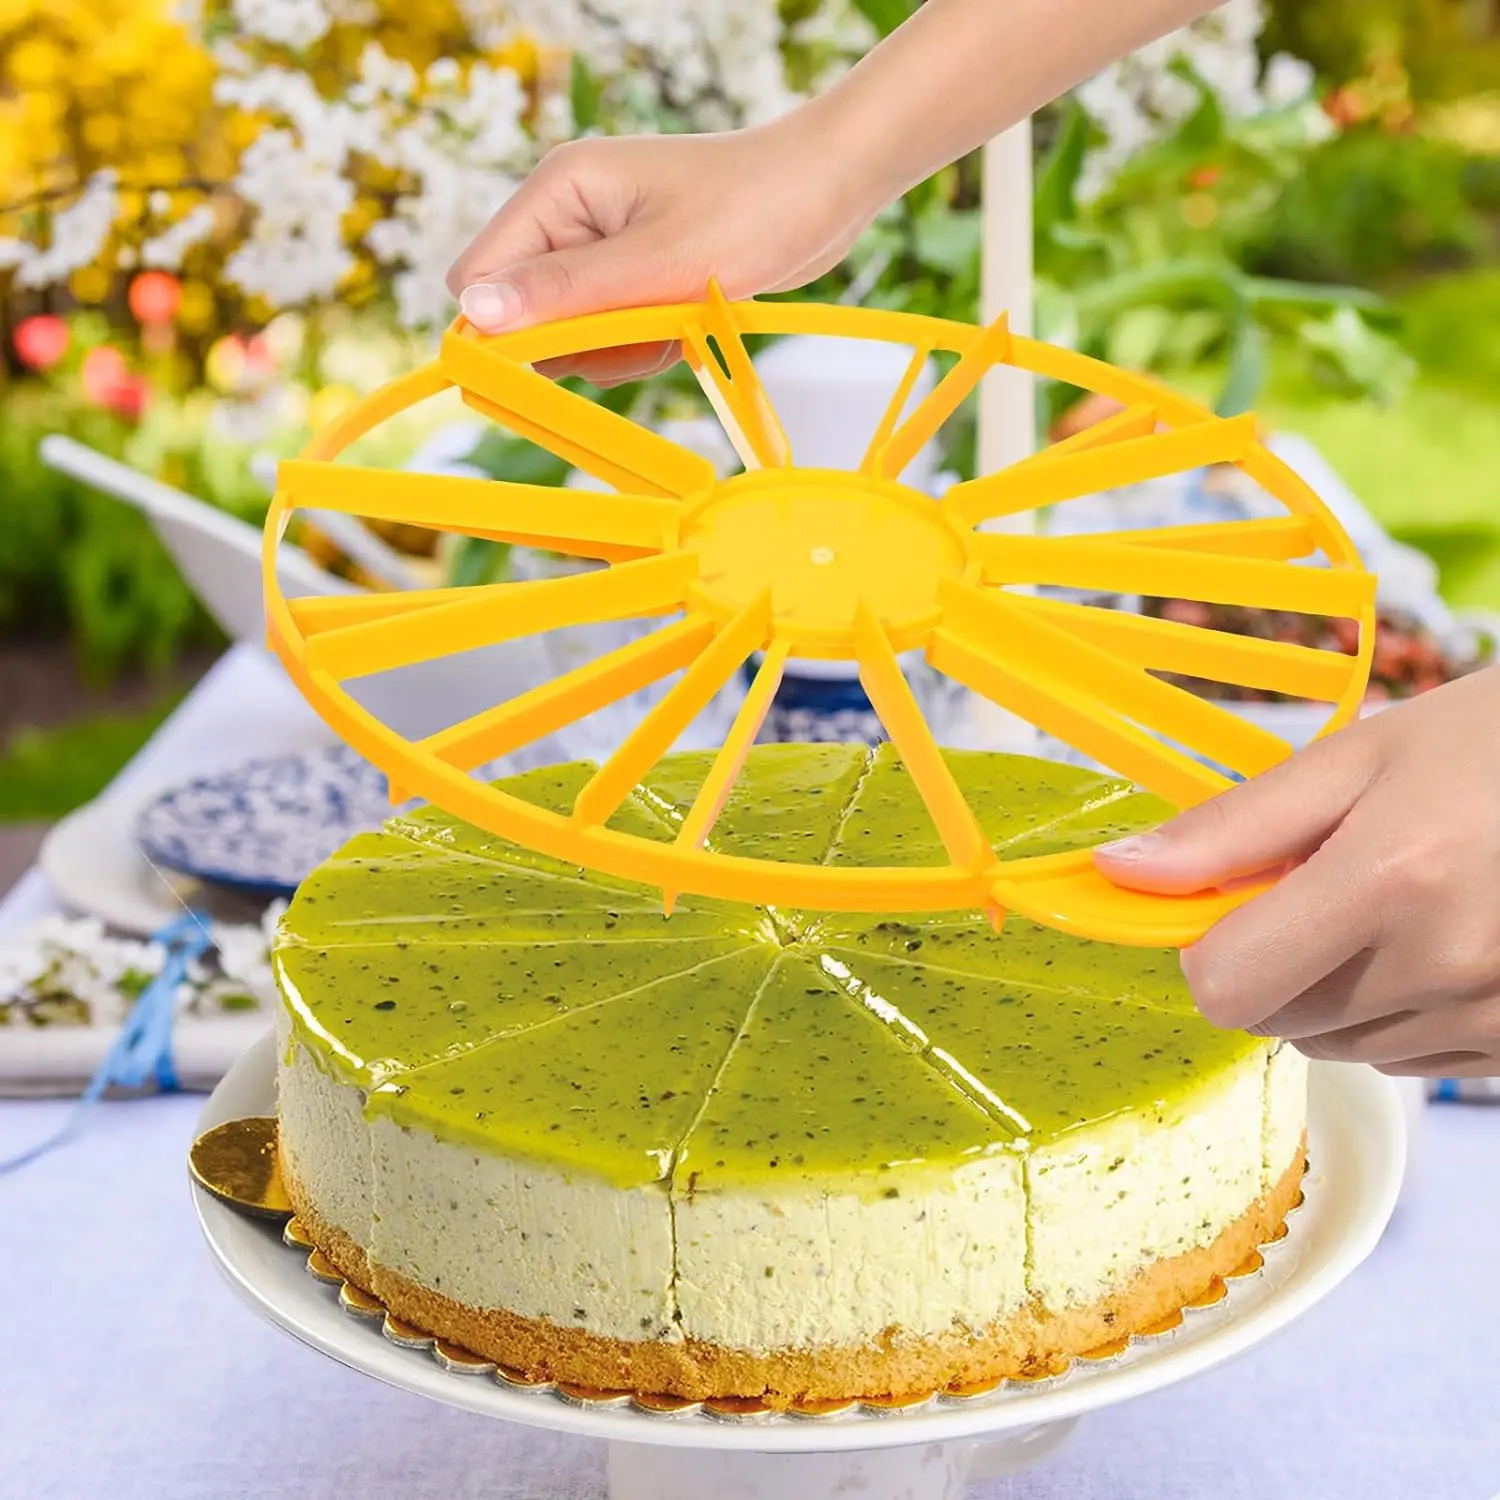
[
  {"left": 70, "top": 264, "right": 112, "bottom": 303},
  {"left": 176, "top": 280, "right": 218, "bottom": 334}
]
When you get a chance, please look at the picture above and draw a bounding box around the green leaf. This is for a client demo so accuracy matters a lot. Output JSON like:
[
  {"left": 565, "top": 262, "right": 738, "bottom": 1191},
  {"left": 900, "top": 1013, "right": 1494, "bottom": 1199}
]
[
  {"left": 570, "top": 54, "right": 601, "bottom": 132},
  {"left": 1216, "top": 315, "right": 1268, "bottom": 417},
  {"left": 1239, "top": 275, "right": 1389, "bottom": 316},
  {"left": 1161, "top": 308, "right": 1227, "bottom": 369},
  {"left": 1071, "top": 259, "right": 1243, "bottom": 324},
  {"left": 1033, "top": 102, "right": 1090, "bottom": 238},
  {"left": 851, "top": 0, "right": 916, "bottom": 36},
  {"left": 1031, "top": 278, "right": 1080, "bottom": 349},
  {"left": 911, "top": 203, "right": 982, "bottom": 277},
  {"left": 1297, "top": 308, "right": 1417, "bottom": 405},
  {"left": 447, "top": 537, "right": 511, "bottom": 588},
  {"left": 1170, "top": 62, "right": 1225, "bottom": 154},
  {"left": 465, "top": 431, "right": 573, "bottom": 486},
  {"left": 1106, "top": 305, "right": 1175, "bottom": 372}
]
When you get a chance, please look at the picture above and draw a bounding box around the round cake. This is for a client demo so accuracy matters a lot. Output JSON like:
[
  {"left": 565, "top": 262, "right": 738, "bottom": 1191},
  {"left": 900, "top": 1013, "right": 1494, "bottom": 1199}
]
[{"left": 274, "top": 745, "right": 1306, "bottom": 1405}]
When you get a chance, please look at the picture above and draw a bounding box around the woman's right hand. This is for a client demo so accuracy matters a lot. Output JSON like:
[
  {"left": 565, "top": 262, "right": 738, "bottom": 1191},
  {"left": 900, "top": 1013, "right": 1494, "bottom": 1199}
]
[{"left": 445, "top": 120, "right": 885, "bottom": 385}]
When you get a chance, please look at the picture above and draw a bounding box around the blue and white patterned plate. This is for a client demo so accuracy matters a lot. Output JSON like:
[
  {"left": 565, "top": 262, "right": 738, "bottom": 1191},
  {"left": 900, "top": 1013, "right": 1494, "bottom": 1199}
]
[{"left": 133, "top": 746, "right": 457, "bottom": 898}]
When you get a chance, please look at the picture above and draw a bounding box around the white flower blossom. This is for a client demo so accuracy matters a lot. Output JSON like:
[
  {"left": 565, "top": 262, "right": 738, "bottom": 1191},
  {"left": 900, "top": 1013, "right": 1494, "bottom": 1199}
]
[
  {"left": 1, "top": 0, "right": 869, "bottom": 314},
  {"left": 223, "top": 128, "right": 355, "bottom": 304},
  {"left": 0, "top": 910, "right": 280, "bottom": 1027},
  {"left": 231, "top": 0, "right": 333, "bottom": 51},
  {"left": 141, "top": 204, "right": 218, "bottom": 269},
  {"left": 12, "top": 170, "right": 118, "bottom": 288},
  {"left": 1073, "top": 0, "right": 1319, "bottom": 200},
  {"left": 1262, "top": 52, "right": 1317, "bottom": 111}
]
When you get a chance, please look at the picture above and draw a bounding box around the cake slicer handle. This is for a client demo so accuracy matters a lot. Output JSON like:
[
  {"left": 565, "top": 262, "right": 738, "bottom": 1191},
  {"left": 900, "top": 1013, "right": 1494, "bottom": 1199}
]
[{"left": 992, "top": 854, "right": 1277, "bottom": 948}]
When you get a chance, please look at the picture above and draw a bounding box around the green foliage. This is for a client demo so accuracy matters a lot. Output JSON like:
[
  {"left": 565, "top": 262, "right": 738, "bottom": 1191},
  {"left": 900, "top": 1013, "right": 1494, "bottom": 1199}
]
[
  {"left": 1263, "top": 0, "right": 1500, "bottom": 101},
  {"left": 1248, "top": 128, "right": 1491, "bottom": 285},
  {"left": 1394, "top": 264, "right": 1500, "bottom": 388},
  {"left": 0, "top": 692, "right": 186, "bottom": 821},
  {"left": 847, "top": 0, "right": 917, "bottom": 38},
  {"left": 1028, "top": 94, "right": 1409, "bottom": 431},
  {"left": 569, "top": 54, "right": 602, "bottom": 133},
  {"left": 0, "top": 386, "right": 219, "bottom": 681}
]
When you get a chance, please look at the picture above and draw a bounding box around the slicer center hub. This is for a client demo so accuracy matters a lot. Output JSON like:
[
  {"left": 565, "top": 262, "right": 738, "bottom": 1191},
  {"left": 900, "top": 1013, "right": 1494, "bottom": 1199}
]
[{"left": 681, "top": 468, "right": 969, "bottom": 655}]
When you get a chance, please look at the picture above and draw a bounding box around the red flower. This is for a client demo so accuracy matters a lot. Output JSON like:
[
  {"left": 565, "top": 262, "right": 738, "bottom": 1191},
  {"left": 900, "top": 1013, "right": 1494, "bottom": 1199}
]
[
  {"left": 80, "top": 345, "right": 151, "bottom": 420},
  {"left": 81, "top": 345, "right": 127, "bottom": 404},
  {"left": 128, "top": 270, "right": 182, "bottom": 327},
  {"left": 13, "top": 314, "right": 69, "bottom": 371},
  {"left": 107, "top": 373, "right": 152, "bottom": 421},
  {"left": 1186, "top": 165, "right": 1223, "bottom": 190}
]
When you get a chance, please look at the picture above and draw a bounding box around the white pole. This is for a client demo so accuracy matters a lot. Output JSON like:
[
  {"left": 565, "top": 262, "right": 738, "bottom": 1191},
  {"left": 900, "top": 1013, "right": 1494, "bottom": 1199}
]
[
  {"left": 967, "top": 120, "right": 1041, "bottom": 752},
  {"left": 977, "top": 119, "right": 1035, "bottom": 477}
]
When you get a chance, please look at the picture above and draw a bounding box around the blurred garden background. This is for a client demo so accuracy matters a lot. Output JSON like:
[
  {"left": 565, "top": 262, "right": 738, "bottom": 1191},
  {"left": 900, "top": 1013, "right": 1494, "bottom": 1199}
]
[{"left": 3, "top": 0, "right": 1500, "bottom": 877}]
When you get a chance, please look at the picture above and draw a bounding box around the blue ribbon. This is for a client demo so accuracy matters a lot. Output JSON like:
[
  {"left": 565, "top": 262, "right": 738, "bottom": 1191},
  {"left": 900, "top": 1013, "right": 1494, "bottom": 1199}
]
[{"left": 0, "top": 911, "right": 212, "bottom": 1175}]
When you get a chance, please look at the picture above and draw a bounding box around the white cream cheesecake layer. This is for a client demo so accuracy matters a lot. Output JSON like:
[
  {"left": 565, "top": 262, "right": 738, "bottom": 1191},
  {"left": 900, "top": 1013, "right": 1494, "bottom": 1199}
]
[
  {"left": 277, "top": 1028, "right": 1305, "bottom": 1351},
  {"left": 1024, "top": 1049, "right": 1265, "bottom": 1314},
  {"left": 1265, "top": 1043, "right": 1310, "bottom": 1189},
  {"left": 673, "top": 1152, "right": 1027, "bottom": 1350},
  {"left": 275, "top": 1009, "right": 373, "bottom": 1246}
]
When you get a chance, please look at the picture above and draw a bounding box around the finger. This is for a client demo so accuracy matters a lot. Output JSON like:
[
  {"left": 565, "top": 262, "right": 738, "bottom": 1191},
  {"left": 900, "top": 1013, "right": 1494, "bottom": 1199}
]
[
  {"left": 1376, "top": 1051, "right": 1495, "bottom": 1078},
  {"left": 1094, "top": 728, "right": 1377, "bottom": 896},
  {"left": 534, "top": 341, "right": 682, "bottom": 387},
  {"left": 446, "top": 167, "right": 585, "bottom": 298},
  {"left": 1244, "top": 950, "right": 1383, "bottom": 1039},
  {"left": 457, "top": 229, "right": 699, "bottom": 335},
  {"left": 1289, "top": 1010, "right": 1437, "bottom": 1065},
  {"left": 1179, "top": 830, "right": 1377, "bottom": 1030}
]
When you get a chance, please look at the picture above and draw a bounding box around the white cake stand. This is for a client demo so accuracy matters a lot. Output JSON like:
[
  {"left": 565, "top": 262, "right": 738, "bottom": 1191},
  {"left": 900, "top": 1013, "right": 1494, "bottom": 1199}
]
[{"left": 193, "top": 1035, "right": 1404, "bottom": 1500}]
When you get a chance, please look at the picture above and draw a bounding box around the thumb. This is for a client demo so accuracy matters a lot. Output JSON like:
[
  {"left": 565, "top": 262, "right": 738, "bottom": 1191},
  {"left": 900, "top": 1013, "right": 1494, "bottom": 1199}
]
[
  {"left": 457, "top": 230, "right": 693, "bottom": 334},
  {"left": 1092, "top": 735, "right": 1375, "bottom": 896}
]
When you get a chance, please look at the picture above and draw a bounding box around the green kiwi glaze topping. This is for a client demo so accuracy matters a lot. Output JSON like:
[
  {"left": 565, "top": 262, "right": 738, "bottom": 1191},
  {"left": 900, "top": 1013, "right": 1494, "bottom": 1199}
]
[{"left": 276, "top": 745, "right": 1261, "bottom": 1189}]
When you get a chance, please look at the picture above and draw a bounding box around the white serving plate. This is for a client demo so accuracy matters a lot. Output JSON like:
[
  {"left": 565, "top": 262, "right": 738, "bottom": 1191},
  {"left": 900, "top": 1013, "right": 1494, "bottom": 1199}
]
[{"left": 193, "top": 1034, "right": 1404, "bottom": 1498}]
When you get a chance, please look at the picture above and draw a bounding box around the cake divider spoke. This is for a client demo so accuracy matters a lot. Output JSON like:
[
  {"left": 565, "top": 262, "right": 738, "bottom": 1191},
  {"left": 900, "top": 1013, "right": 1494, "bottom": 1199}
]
[
  {"left": 853, "top": 602, "right": 992, "bottom": 875},
  {"left": 933, "top": 582, "right": 1256, "bottom": 802},
  {"left": 683, "top": 283, "right": 791, "bottom": 471},
  {"left": 441, "top": 325, "right": 717, "bottom": 499},
  {"left": 1023, "top": 595, "right": 1353, "bottom": 702},
  {"left": 942, "top": 413, "right": 1257, "bottom": 528},
  {"left": 858, "top": 344, "right": 935, "bottom": 474},
  {"left": 314, "top": 552, "right": 700, "bottom": 680},
  {"left": 863, "top": 313, "right": 1011, "bottom": 481},
  {"left": 670, "top": 640, "right": 789, "bottom": 857},
  {"left": 422, "top": 615, "right": 719, "bottom": 774},
  {"left": 571, "top": 591, "right": 773, "bottom": 829},
  {"left": 1091, "top": 515, "right": 1318, "bottom": 560},
  {"left": 1016, "top": 401, "right": 1161, "bottom": 467},
  {"left": 278, "top": 459, "right": 681, "bottom": 562},
  {"left": 974, "top": 531, "right": 1375, "bottom": 619}
]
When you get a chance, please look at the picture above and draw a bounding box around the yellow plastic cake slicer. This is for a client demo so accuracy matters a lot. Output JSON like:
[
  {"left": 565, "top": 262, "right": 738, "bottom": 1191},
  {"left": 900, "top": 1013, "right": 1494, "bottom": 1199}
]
[{"left": 261, "top": 288, "right": 1375, "bottom": 948}]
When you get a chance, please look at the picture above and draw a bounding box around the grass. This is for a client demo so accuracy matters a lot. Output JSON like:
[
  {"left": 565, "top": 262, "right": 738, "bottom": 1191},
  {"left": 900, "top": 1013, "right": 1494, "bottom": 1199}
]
[{"left": 0, "top": 693, "right": 185, "bottom": 822}]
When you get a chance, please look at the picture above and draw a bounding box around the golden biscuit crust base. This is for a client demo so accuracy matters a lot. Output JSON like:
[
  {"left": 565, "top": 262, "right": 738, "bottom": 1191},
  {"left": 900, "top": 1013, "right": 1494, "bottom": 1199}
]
[{"left": 283, "top": 1142, "right": 1306, "bottom": 1408}]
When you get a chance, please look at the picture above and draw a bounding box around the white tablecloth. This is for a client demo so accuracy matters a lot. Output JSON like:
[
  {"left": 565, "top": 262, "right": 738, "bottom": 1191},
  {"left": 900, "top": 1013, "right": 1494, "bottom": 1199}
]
[{"left": 1, "top": 648, "right": 1496, "bottom": 1500}]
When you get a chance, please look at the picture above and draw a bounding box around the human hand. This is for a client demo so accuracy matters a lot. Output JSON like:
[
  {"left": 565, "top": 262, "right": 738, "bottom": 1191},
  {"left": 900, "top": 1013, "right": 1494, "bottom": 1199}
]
[
  {"left": 445, "top": 123, "right": 882, "bottom": 385},
  {"left": 1094, "top": 667, "right": 1500, "bottom": 1077}
]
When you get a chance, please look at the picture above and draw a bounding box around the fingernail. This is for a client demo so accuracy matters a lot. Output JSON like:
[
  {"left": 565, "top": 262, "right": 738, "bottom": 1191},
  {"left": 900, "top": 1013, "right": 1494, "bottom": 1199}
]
[
  {"left": 459, "top": 281, "right": 522, "bottom": 332},
  {"left": 1095, "top": 832, "right": 1166, "bottom": 862}
]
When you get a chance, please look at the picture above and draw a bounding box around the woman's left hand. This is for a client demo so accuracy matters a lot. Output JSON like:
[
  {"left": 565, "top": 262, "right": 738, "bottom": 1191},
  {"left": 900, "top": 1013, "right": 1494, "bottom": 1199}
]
[{"left": 1095, "top": 667, "right": 1500, "bottom": 1077}]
